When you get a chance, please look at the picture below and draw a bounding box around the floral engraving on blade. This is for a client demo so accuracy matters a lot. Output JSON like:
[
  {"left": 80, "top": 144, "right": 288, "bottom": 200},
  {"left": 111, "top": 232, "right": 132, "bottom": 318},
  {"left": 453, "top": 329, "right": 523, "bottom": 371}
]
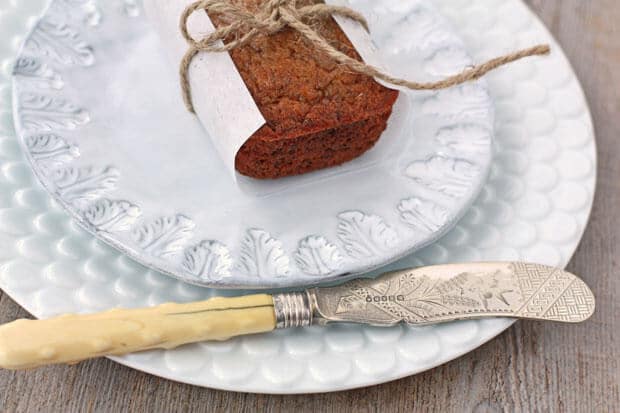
[
  {"left": 405, "top": 155, "right": 480, "bottom": 198},
  {"left": 25, "top": 15, "right": 95, "bottom": 66},
  {"left": 421, "top": 84, "right": 492, "bottom": 122},
  {"left": 13, "top": 57, "right": 63, "bottom": 89},
  {"left": 26, "top": 134, "right": 79, "bottom": 171},
  {"left": 398, "top": 197, "right": 448, "bottom": 234},
  {"left": 337, "top": 211, "right": 399, "bottom": 260},
  {"left": 183, "top": 240, "right": 233, "bottom": 281},
  {"left": 330, "top": 268, "right": 523, "bottom": 324},
  {"left": 19, "top": 93, "right": 90, "bottom": 133},
  {"left": 133, "top": 215, "right": 196, "bottom": 258},
  {"left": 52, "top": 166, "right": 119, "bottom": 204},
  {"left": 83, "top": 198, "right": 141, "bottom": 233},
  {"left": 295, "top": 236, "right": 344, "bottom": 276},
  {"left": 53, "top": 0, "right": 102, "bottom": 26},
  {"left": 435, "top": 124, "right": 492, "bottom": 156},
  {"left": 238, "top": 229, "right": 290, "bottom": 278}
]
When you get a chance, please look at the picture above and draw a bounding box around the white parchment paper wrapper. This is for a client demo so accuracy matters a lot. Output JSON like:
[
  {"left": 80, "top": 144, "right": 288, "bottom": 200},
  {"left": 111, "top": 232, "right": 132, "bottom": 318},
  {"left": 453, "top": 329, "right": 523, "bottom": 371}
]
[{"left": 143, "top": 0, "right": 390, "bottom": 178}]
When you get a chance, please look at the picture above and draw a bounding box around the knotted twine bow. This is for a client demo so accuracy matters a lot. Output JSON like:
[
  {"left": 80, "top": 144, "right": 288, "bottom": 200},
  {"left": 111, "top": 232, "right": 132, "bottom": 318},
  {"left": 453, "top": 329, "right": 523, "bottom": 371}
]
[{"left": 179, "top": 0, "right": 550, "bottom": 113}]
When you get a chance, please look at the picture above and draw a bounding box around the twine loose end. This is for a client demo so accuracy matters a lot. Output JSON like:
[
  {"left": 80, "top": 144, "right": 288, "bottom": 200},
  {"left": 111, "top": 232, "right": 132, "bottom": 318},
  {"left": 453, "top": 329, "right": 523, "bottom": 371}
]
[{"left": 178, "top": 0, "right": 551, "bottom": 114}]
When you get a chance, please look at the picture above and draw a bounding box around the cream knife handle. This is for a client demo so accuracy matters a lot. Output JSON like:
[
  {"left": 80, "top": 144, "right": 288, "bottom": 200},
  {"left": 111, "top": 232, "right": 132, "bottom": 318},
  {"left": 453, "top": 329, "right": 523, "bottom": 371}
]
[{"left": 0, "top": 294, "right": 276, "bottom": 370}]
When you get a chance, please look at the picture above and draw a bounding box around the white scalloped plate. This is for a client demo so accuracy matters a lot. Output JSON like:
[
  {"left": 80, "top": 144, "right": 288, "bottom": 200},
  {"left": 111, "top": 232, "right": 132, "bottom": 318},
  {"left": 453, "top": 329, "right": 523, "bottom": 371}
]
[
  {"left": 10, "top": 0, "right": 495, "bottom": 288},
  {"left": 0, "top": 0, "right": 596, "bottom": 394}
]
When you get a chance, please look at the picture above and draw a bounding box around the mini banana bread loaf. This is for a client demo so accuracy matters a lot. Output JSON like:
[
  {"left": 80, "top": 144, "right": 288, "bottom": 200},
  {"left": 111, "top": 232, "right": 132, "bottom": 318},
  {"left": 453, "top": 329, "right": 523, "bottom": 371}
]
[{"left": 210, "top": 0, "right": 399, "bottom": 179}]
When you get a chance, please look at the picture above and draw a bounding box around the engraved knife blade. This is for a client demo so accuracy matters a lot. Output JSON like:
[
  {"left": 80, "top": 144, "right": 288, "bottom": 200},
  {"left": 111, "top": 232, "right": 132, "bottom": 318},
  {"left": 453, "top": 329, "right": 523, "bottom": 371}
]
[{"left": 273, "top": 262, "right": 596, "bottom": 327}]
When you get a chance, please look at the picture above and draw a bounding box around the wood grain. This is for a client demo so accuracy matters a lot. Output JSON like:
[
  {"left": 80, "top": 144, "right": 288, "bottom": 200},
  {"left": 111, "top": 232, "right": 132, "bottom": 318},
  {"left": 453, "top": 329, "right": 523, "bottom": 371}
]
[{"left": 1, "top": 1, "right": 619, "bottom": 411}]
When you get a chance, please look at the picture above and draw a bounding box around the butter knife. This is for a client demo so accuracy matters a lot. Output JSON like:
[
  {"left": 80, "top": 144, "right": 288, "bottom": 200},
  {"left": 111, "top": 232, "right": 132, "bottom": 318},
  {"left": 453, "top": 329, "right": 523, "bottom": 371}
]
[{"left": 0, "top": 262, "right": 595, "bottom": 370}]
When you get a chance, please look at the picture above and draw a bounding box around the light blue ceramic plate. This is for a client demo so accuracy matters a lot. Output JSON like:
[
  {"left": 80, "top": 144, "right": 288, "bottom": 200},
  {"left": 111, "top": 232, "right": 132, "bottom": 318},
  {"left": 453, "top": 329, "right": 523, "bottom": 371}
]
[{"left": 11, "top": 0, "right": 493, "bottom": 288}]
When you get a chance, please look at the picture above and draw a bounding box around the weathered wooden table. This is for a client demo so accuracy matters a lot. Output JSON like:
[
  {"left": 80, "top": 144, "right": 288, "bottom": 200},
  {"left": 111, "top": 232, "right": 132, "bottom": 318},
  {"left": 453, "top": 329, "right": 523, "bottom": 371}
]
[{"left": 1, "top": 1, "right": 618, "bottom": 411}]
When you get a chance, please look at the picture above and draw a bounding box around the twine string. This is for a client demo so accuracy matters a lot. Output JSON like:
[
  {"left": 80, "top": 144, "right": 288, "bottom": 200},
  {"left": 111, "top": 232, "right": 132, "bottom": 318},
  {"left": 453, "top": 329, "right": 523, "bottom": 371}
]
[{"left": 179, "top": 0, "right": 550, "bottom": 113}]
